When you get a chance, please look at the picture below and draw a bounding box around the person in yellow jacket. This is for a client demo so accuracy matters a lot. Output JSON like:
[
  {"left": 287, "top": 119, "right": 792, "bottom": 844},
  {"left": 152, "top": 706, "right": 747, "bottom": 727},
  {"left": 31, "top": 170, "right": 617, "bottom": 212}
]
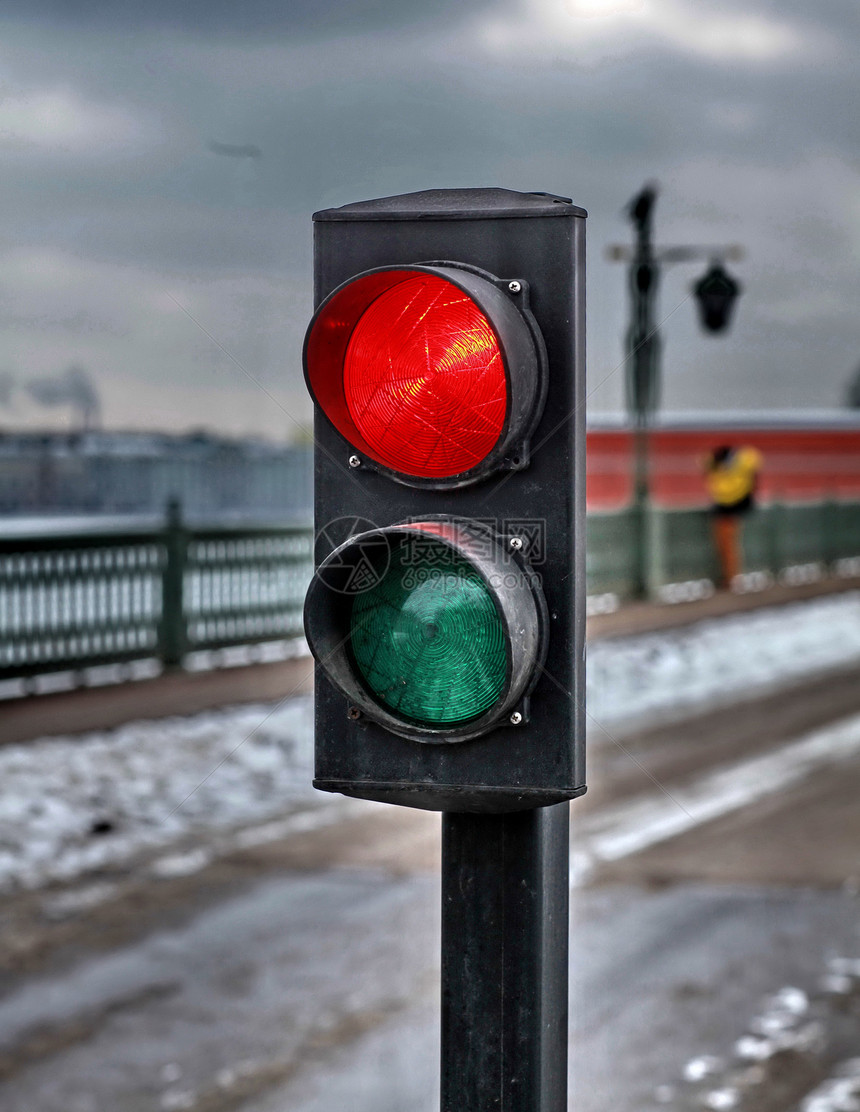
[{"left": 703, "top": 444, "right": 763, "bottom": 588}]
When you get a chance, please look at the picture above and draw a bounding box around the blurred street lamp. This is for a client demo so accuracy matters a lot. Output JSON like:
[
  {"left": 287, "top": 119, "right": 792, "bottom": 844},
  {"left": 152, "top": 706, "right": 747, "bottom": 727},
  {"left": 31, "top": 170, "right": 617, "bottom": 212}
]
[
  {"left": 693, "top": 262, "right": 742, "bottom": 333},
  {"left": 607, "top": 184, "right": 744, "bottom": 599},
  {"left": 846, "top": 364, "right": 860, "bottom": 409}
]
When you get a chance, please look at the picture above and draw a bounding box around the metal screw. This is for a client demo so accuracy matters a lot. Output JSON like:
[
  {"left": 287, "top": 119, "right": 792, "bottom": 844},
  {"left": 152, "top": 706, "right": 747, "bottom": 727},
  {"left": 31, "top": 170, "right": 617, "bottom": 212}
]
[
  {"left": 347, "top": 706, "right": 361, "bottom": 720},
  {"left": 509, "top": 536, "right": 524, "bottom": 551},
  {"left": 507, "top": 280, "right": 522, "bottom": 294},
  {"left": 509, "top": 711, "right": 523, "bottom": 725},
  {"left": 348, "top": 455, "right": 361, "bottom": 469}
]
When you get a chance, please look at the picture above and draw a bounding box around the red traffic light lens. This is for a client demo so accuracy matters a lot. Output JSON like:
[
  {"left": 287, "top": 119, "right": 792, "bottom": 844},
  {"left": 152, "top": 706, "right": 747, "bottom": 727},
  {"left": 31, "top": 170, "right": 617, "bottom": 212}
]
[
  {"left": 343, "top": 274, "right": 505, "bottom": 478},
  {"left": 304, "top": 265, "right": 544, "bottom": 486}
]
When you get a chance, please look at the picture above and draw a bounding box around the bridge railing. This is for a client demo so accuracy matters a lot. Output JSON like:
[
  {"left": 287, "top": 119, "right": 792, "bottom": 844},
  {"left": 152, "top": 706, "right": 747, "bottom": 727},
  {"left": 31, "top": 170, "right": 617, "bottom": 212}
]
[
  {"left": 0, "top": 501, "right": 313, "bottom": 685},
  {"left": 586, "top": 499, "right": 860, "bottom": 599},
  {"left": 3, "top": 498, "right": 859, "bottom": 690}
]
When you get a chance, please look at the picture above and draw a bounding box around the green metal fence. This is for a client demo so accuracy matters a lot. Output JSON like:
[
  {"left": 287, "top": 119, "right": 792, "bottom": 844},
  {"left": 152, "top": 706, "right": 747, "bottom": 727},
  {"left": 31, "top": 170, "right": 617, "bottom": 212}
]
[
  {"left": 586, "top": 499, "right": 860, "bottom": 599},
  {"left": 0, "top": 502, "right": 313, "bottom": 685},
  {"left": 3, "top": 498, "right": 859, "bottom": 690}
]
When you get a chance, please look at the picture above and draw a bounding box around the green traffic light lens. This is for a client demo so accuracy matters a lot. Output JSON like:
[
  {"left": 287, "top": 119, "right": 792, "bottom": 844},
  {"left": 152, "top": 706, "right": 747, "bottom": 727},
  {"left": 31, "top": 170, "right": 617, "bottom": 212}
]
[{"left": 349, "top": 538, "right": 508, "bottom": 727}]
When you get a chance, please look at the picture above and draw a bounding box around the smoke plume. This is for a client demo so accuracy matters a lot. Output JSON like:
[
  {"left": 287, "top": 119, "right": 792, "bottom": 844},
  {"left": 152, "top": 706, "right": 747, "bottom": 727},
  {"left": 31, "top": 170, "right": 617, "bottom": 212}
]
[{"left": 27, "top": 365, "right": 101, "bottom": 430}]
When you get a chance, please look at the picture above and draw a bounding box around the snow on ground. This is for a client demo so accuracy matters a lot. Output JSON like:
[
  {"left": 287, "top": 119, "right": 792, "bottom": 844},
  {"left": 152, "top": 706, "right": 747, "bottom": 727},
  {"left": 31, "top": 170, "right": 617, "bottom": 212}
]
[
  {"left": 2, "top": 592, "right": 860, "bottom": 894},
  {"left": 0, "top": 698, "right": 315, "bottom": 893},
  {"left": 587, "top": 591, "right": 860, "bottom": 731}
]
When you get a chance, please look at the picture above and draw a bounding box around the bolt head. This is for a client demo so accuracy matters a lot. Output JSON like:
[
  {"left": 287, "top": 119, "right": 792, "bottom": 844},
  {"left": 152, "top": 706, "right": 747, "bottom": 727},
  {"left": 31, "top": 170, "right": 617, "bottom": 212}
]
[
  {"left": 507, "top": 280, "right": 522, "bottom": 294},
  {"left": 509, "top": 711, "right": 523, "bottom": 725},
  {"left": 348, "top": 455, "right": 361, "bottom": 469},
  {"left": 509, "top": 536, "right": 524, "bottom": 551},
  {"left": 347, "top": 706, "right": 361, "bottom": 720}
]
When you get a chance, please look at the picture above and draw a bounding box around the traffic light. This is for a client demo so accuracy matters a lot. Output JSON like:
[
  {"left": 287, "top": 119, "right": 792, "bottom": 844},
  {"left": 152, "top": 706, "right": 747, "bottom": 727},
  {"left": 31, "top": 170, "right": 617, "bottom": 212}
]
[
  {"left": 303, "top": 188, "right": 586, "bottom": 813},
  {"left": 693, "top": 261, "right": 741, "bottom": 333}
]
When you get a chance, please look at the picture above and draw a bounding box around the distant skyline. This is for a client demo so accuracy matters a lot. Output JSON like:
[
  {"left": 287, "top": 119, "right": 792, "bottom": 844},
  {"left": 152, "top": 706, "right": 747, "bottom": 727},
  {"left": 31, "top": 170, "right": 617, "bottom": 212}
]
[{"left": 0, "top": 1, "right": 857, "bottom": 439}]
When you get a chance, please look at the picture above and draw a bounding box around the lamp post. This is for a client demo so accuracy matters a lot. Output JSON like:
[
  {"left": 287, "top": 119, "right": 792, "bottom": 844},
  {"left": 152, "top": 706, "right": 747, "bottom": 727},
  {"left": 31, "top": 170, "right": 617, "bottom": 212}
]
[{"left": 607, "top": 184, "right": 744, "bottom": 600}]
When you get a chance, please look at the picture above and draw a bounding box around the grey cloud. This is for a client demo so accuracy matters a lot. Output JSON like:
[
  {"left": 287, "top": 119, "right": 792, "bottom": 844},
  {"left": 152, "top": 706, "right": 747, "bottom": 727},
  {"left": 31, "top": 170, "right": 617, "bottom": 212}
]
[
  {"left": 725, "top": 0, "right": 859, "bottom": 36},
  {"left": 0, "top": 0, "right": 856, "bottom": 433},
  {"left": 0, "top": 372, "right": 15, "bottom": 408},
  {"left": 208, "top": 141, "right": 263, "bottom": 159},
  {"left": 7, "top": 0, "right": 506, "bottom": 38}
]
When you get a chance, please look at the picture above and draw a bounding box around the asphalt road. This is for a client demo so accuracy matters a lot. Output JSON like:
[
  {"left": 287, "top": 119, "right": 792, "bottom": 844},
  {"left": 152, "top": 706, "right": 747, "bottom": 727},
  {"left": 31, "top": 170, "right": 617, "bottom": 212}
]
[{"left": 3, "top": 655, "right": 860, "bottom": 1110}]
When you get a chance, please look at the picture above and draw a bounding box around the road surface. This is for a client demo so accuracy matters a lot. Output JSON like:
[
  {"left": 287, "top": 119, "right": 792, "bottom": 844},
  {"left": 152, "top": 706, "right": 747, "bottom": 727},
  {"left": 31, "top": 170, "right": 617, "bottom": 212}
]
[{"left": 3, "top": 649, "right": 860, "bottom": 1108}]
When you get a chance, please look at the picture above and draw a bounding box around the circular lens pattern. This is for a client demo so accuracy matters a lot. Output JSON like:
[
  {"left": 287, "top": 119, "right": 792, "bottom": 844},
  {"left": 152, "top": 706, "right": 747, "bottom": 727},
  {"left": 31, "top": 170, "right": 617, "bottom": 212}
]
[
  {"left": 349, "top": 537, "right": 507, "bottom": 726},
  {"left": 343, "top": 274, "right": 507, "bottom": 479}
]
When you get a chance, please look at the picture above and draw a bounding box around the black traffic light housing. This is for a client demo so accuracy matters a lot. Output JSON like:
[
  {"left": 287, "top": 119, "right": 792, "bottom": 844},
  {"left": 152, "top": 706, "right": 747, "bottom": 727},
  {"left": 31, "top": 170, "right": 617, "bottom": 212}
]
[
  {"left": 694, "top": 261, "right": 741, "bottom": 333},
  {"left": 305, "top": 188, "right": 586, "bottom": 813}
]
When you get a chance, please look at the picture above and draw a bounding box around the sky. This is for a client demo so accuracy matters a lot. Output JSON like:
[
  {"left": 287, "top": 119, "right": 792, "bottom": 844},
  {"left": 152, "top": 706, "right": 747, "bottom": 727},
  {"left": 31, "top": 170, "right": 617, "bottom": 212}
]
[{"left": 0, "top": 0, "right": 857, "bottom": 440}]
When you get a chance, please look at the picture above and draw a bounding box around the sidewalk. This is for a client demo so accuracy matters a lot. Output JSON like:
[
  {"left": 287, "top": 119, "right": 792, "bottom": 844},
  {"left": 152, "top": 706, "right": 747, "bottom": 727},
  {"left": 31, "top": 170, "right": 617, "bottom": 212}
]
[
  {"left": 0, "top": 655, "right": 314, "bottom": 747},
  {"left": 2, "top": 573, "right": 859, "bottom": 746},
  {"left": 586, "top": 572, "right": 860, "bottom": 640}
]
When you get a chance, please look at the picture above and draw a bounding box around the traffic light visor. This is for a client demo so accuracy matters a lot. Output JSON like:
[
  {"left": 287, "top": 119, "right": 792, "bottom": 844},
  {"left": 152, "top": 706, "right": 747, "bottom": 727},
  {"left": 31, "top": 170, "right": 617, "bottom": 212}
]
[
  {"left": 304, "top": 266, "right": 544, "bottom": 486},
  {"left": 304, "top": 519, "right": 547, "bottom": 741}
]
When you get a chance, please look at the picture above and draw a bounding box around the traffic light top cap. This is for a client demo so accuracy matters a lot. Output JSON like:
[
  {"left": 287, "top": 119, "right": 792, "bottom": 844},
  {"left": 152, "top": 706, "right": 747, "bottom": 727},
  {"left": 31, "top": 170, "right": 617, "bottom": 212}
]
[{"left": 313, "top": 188, "right": 587, "bottom": 222}]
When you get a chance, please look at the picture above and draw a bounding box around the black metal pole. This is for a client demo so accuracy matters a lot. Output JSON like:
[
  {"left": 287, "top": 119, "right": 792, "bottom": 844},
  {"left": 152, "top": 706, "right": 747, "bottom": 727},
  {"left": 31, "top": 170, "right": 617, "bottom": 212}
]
[
  {"left": 160, "top": 495, "right": 187, "bottom": 670},
  {"left": 440, "top": 803, "right": 570, "bottom": 1111},
  {"left": 626, "top": 185, "right": 661, "bottom": 601}
]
